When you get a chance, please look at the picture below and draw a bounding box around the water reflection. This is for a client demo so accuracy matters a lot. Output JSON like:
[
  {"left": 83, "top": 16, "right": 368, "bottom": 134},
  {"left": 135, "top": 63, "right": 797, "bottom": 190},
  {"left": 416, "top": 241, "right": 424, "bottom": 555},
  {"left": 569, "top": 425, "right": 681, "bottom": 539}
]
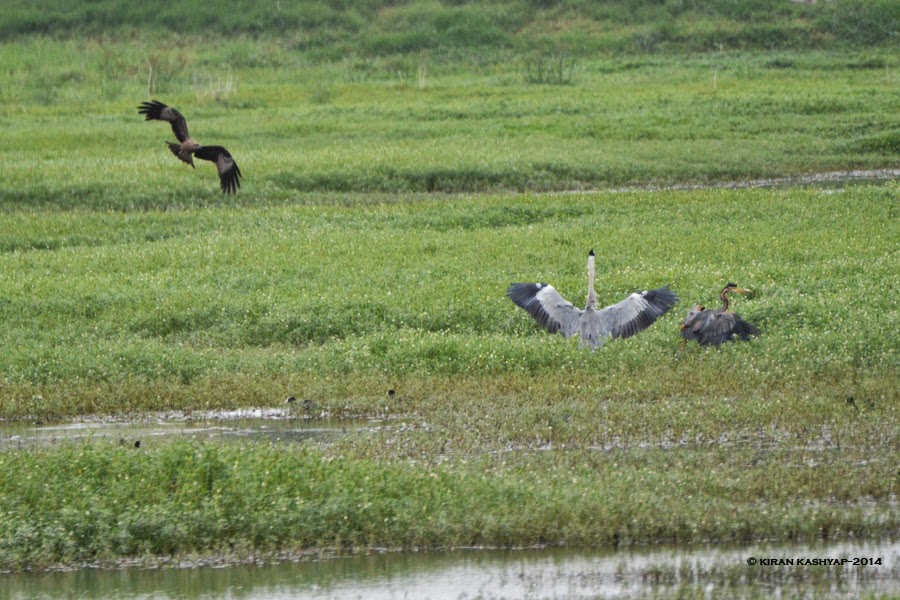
[{"left": 3, "top": 540, "right": 898, "bottom": 600}]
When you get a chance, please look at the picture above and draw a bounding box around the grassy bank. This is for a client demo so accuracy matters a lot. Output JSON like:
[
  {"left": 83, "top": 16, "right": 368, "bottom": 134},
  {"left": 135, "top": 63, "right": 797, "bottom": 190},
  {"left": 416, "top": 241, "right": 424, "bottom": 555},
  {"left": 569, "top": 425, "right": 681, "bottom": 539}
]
[{"left": 0, "top": 429, "right": 895, "bottom": 570}]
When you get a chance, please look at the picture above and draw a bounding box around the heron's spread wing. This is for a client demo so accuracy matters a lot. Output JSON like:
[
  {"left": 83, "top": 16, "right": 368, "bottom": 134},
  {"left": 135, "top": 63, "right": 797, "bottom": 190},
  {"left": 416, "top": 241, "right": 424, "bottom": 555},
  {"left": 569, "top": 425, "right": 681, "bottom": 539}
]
[
  {"left": 507, "top": 283, "right": 582, "bottom": 338},
  {"left": 138, "top": 100, "right": 191, "bottom": 143},
  {"left": 194, "top": 145, "right": 242, "bottom": 194},
  {"left": 699, "top": 311, "right": 759, "bottom": 346},
  {"left": 598, "top": 285, "right": 678, "bottom": 339}
]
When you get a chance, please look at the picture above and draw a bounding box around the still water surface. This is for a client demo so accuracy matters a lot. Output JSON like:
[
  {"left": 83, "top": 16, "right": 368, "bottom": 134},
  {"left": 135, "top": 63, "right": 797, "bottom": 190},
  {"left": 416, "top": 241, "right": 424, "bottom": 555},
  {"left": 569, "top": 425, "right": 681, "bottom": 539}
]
[{"left": 3, "top": 540, "right": 898, "bottom": 600}]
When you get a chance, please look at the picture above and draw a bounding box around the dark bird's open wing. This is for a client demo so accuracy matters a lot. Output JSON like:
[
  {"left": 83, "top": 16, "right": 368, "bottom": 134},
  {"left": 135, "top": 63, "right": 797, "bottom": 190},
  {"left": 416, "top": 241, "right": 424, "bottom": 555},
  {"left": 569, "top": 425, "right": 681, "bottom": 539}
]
[
  {"left": 694, "top": 311, "right": 759, "bottom": 346},
  {"left": 697, "top": 312, "right": 738, "bottom": 346},
  {"left": 194, "top": 145, "right": 242, "bottom": 194},
  {"left": 507, "top": 283, "right": 582, "bottom": 338},
  {"left": 598, "top": 285, "right": 678, "bottom": 339},
  {"left": 138, "top": 100, "right": 191, "bottom": 143}
]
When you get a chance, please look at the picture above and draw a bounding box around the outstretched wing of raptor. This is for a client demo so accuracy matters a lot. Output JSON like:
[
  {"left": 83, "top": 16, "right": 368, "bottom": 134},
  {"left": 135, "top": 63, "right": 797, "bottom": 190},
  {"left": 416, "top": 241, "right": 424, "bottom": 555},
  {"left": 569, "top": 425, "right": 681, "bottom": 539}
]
[
  {"left": 194, "top": 145, "right": 242, "bottom": 195},
  {"left": 138, "top": 100, "right": 190, "bottom": 143}
]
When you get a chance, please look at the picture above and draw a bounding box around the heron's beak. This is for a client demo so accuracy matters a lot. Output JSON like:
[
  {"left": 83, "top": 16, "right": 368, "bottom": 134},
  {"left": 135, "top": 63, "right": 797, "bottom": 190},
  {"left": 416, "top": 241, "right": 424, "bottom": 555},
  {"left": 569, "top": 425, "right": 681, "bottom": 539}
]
[{"left": 731, "top": 288, "right": 752, "bottom": 295}]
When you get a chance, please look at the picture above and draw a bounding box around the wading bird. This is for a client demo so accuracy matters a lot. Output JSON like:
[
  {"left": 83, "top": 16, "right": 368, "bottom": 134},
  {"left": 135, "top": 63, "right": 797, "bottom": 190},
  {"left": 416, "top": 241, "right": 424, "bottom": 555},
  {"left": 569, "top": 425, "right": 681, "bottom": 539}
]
[
  {"left": 507, "top": 250, "right": 678, "bottom": 349},
  {"left": 680, "top": 283, "right": 759, "bottom": 347},
  {"left": 137, "top": 100, "right": 242, "bottom": 194}
]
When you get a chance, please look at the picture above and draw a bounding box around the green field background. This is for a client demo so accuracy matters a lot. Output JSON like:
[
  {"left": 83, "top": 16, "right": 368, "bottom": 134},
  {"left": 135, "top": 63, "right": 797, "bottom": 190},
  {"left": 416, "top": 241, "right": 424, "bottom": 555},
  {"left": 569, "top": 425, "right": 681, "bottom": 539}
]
[{"left": 0, "top": 0, "right": 897, "bottom": 571}]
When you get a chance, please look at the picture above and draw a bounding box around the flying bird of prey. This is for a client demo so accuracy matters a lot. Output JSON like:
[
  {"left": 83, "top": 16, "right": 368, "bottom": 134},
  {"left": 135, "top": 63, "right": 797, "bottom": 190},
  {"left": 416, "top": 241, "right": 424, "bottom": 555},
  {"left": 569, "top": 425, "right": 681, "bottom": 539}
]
[
  {"left": 507, "top": 250, "right": 678, "bottom": 349},
  {"left": 138, "top": 100, "right": 242, "bottom": 194},
  {"left": 680, "top": 283, "right": 759, "bottom": 347}
]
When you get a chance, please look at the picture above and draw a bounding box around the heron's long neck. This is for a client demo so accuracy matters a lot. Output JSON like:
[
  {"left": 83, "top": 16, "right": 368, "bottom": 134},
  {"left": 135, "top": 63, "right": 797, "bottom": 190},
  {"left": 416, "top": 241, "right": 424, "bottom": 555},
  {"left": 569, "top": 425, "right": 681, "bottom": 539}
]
[
  {"left": 586, "top": 255, "right": 597, "bottom": 309},
  {"left": 719, "top": 290, "right": 730, "bottom": 312}
]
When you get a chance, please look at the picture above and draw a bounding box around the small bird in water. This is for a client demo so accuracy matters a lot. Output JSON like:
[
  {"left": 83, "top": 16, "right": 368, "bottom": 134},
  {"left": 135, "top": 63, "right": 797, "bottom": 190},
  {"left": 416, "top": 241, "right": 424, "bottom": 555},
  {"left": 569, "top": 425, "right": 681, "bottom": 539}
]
[
  {"left": 680, "top": 283, "right": 759, "bottom": 347},
  {"left": 137, "top": 100, "right": 242, "bottom": 194},
  {"left": 507, "top": 250, "right": 677, "bottom": 349}
]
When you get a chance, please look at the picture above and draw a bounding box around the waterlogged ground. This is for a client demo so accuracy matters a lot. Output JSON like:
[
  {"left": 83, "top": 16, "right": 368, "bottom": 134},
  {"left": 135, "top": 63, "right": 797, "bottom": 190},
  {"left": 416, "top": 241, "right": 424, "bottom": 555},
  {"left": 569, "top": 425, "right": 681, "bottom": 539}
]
[
  {"left": 0, "top": 409, "right": 376, "bottom": 450},
  {"left": 2, "top": 540, "right": 898, "bottom": 600}
]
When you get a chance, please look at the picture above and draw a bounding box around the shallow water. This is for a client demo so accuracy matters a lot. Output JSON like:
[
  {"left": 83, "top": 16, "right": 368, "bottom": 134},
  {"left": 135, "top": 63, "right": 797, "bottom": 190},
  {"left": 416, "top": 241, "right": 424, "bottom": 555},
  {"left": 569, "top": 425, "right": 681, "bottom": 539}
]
[
  {"left": 0, "top": 409, "right": 378, "bottom": 449},
  {"left": 2, "top": 540, "right": 898, "bottom": 599}
]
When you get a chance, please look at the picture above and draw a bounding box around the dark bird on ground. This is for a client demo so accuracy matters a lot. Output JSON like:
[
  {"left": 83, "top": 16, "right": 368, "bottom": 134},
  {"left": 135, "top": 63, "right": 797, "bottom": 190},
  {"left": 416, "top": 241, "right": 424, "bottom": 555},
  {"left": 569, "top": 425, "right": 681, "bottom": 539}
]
[
  {"left": 507, "top": 250, "right": 678, "bottom": 349},
  {"left": 137, "top": 100, "right": 242, "bottom": 194},
  {"left": 680, "top": 283, "right": 759, "bottom": 347}
]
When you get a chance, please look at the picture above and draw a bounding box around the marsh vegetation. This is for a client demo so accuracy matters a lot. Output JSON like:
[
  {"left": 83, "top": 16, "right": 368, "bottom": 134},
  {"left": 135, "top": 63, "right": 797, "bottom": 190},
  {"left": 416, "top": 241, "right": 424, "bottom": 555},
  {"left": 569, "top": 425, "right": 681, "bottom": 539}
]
[{"left": 0, "top": 0, "right": 897, "bottom": 578}]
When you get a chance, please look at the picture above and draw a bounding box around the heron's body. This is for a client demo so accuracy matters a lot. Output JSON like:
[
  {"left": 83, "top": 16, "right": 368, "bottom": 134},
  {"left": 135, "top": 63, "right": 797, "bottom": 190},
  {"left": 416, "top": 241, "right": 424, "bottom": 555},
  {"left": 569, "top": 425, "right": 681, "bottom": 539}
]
[
  {"left": 507, "top": 251, "right": 678, "bottom": 349},
  {"left": 138, "top": 100, "right": 242, "bottom": 194},
  {"left": 680, "top": 284, "right": 759, "bottom": 346}
]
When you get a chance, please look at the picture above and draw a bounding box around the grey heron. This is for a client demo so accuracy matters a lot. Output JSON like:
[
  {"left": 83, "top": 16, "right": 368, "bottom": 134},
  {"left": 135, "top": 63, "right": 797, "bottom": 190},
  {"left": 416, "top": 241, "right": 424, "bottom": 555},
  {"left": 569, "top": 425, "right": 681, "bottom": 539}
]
[
  {"left": 680, "top": 283, "right": 759, "bottom": 347},
  {"left": 138, "top": 100, "right": 242, "bottom": 194},
  {"left": 507, "top": 250, "right": 678, "bottom": 349}
]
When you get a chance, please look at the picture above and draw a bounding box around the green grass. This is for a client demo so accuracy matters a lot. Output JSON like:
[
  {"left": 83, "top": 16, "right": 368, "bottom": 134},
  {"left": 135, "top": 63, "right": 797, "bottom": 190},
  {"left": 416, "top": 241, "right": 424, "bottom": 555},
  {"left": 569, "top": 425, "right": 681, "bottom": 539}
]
[
  {"left": 0, "top": 434, "right": 895, "bottom": 570},
  {"left": 0, "top": 183, "right": 896, "bottom": 569},
  {"left": 2, "top": 0, "right": 897, "bottom": 51},
  {"left": 1, "top": 43, "right": 898, "bottom": 207},
  {"left": 0, "top": 186, "right": 896, "bottom": 417}
]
